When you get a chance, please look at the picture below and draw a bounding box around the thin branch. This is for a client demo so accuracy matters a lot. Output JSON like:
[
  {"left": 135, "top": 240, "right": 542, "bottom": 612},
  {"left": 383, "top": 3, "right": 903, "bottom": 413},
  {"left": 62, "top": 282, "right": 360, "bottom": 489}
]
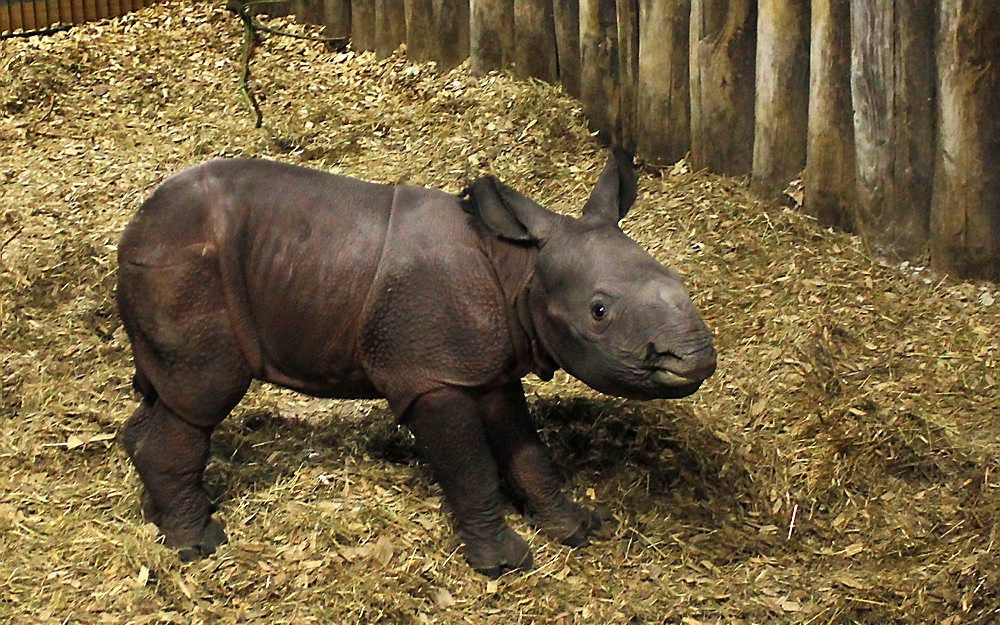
[
  {"left": 227, "top": 0, "right": 349, "bottom": 128},
  {"left": 230, "top": 0, "right": 264, "bottom": 128},
  {"left": 0, "top": 225, "right": 23, "bottom": 254}
]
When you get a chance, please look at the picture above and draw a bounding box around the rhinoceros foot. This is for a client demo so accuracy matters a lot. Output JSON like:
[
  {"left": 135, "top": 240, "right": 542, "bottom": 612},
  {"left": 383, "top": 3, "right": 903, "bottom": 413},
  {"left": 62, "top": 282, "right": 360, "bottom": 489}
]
[
  {"left": 460, "top": 525, "right": 532, "bottom": 578},
  {"left": 165, "top": 518, "right": 228, "bottom": 563},
  {"left": 531, "top": 500, "right": 613, "bottom": 548}
]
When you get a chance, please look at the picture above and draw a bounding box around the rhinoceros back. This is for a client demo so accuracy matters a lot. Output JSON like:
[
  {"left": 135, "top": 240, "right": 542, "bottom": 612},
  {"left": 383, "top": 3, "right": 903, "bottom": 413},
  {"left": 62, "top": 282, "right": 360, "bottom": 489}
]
[
  {"left": 118, "top": 159, "right": 517, "bottom": 418},
  {"left": 119, "top": 159, "right": 395, "bottom": 401}
]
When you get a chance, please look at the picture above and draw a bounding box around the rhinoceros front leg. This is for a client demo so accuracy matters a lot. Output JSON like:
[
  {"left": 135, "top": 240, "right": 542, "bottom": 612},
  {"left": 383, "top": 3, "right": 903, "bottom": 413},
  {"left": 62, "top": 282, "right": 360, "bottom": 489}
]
[
  {"left": 478, "top": 382, "right": 609, "bottom": 547},
  {"left": 405, "top": 388, "right": 532, "bottom": 577}
]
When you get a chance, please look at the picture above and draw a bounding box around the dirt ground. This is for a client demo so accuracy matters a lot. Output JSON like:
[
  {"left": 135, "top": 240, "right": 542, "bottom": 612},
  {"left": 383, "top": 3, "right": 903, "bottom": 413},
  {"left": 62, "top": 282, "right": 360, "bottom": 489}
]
[{"left": 1, "top": 3, "right": 997, "bottom": 624}]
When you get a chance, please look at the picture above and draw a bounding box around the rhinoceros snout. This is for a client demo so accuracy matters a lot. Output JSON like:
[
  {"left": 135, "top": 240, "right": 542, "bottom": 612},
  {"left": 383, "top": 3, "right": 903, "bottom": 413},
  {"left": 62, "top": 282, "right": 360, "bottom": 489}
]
[{"left": 645, "top": 338, "right": 717, "bottom": 384}]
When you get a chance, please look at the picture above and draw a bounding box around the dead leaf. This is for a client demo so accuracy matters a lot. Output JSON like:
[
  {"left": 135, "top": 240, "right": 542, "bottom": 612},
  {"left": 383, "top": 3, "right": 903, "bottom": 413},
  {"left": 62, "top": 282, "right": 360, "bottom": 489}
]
[
  {"left": 780, "top": 599, "right": 802, "bottom": 612},
  {"left": 370, "top": 534, "right": 394, "bottom": 566},
  {"left": 434, "top": 588, "right": 455, "bottom": 608}
]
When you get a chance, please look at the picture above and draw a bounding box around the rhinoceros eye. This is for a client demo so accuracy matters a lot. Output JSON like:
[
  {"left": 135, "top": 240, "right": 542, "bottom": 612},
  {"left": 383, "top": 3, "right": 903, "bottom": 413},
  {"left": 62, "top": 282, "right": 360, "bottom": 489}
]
[{"left": 590, "top": 301, "right": 607, "bottom": 321}]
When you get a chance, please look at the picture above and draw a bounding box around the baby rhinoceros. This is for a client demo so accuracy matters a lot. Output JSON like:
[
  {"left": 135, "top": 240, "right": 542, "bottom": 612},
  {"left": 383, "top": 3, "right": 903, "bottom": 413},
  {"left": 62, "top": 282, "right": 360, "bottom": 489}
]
[{"left": 117, "top": 149, "right": 717, "bottom": 576}]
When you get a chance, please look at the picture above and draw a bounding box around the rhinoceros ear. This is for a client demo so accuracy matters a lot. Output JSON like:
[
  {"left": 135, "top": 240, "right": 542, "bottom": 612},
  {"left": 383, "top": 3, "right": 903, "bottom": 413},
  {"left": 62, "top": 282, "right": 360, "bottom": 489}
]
[
  {"left": 461, "top": 175, "right": 554, "bottom": 245},
  {"left": 582, "top": 148, "right": 638, "bottom": 225}
]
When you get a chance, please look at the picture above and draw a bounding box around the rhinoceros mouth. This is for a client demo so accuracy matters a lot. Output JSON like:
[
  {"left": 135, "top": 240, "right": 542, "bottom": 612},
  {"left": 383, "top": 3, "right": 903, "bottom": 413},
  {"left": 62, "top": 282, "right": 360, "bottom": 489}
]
[{"left": 644, "top": 368, "right": 704, "bottom": 398}]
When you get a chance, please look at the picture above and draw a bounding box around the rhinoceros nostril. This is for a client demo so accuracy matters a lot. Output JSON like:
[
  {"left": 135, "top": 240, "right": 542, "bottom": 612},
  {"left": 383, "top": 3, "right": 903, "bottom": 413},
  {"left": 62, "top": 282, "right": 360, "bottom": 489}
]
[
  {"left": 645, "top": 341, "right": 681, "bottom": 365},
  {"left": 645, "top": 340, "right": 716, "bottom": 381}
]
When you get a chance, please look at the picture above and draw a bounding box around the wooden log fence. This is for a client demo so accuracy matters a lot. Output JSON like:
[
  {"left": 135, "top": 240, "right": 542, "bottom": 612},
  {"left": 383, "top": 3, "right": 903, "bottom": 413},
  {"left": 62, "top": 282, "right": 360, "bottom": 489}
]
[
  {"left": 5, "top": 0, "right": 996, "bottom": 280},
  {"left": 347, "top": 0, "right": 1000, "bottom": 280},
  {"left": 0, "top": 0, "right": 158, "bottom": 34}
]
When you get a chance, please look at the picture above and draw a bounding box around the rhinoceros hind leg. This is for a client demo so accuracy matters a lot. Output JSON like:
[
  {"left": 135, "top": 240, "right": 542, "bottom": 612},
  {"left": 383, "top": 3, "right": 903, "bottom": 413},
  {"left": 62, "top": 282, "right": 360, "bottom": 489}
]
[
  {"left": 477, "top": 382, "right": 611, "bottom": 547},
  {"left": 121, "top": 398, "right": 235, "bottom": 560},
  {"left": 405, "top": 388, "right": 532, "bottom": 577}
]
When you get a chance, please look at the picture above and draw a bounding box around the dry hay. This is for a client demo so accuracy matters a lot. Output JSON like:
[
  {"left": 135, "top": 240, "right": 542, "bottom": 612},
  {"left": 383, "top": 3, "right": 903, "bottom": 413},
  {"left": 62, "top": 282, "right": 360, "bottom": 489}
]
[{"left": 1, "top": 3, "right": 997, "bottom": 624}]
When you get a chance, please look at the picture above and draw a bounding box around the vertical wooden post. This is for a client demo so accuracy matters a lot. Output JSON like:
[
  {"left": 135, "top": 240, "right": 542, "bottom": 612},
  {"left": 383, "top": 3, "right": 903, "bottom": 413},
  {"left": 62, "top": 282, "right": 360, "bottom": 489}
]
[
  {"left": 15, "top": 2, "right": 26, "bottom": 30},
  {"left": 804, "top": 0, "right": 856, "bottom": 232},
  {"left": 751, "top": 0, "right": 809, "bottom": 197},
  {"left": 375, "top": 0, "right": 406, "bottom": 57},
  {"left": 351, "top": 0, "right": 376, "bottom": 51},
  {"left": 60, "top": 0, "right": 73, "bottom": 23},
  {"left": 405, "top": 0, "right": 437, "bottom": 61},
  {"left": 471, "top": 0, "right": 514, "bottom": 73},
  {"left": 0, "top": 3, "right": 10, "bottom": 34},
  {"left": 513, "top": 0, "right": 558, "bottom": 81},
  {"left": 931, "top": 0, "right": 999, "bottom": 280},
  {"left": 295, "top": 0, "right": 326, "bottom": 25},
  {"left": 552, "top": 0, "right": 580, "bottom": 96},
  {"left": 637, "top": 0, "right": 690, "bottom": 165},
  {"left": 21, "top": 0, "right": 33, "bottom": 28},
  {"left": 580, "top": 0, "right": 620, "bottom": 143},
  {"left": 850, "top": 0, "right": 935, "bottom": 259},
  {"left": 27, "top": 0, "right": 37, "bottom": 28},
  {"left": 324, "top": 0, "right": 351, "bottom": 38},
  {"left": 258, "top": 0, "right": 292, "bottom": 17},
  {"left": 50, "top": 0, "right": 62, "bottom": 26},
  {"left": 689, "top": 0, "right": 756, "bottom": 175},
  {"left": 616, "top": 0, "right": 638, "bottom": 150},
  {"left": 26, "top": 1, "right": 34, "bottom": 29},
  {"left": 28, "top": 0, "right": 39, "bottom": 29},
  {"left": 435, "top": 0, "right": 470, "bottom": 70},
  {"left": 30, "top": 0, "right": 42, "bottom": 28}
]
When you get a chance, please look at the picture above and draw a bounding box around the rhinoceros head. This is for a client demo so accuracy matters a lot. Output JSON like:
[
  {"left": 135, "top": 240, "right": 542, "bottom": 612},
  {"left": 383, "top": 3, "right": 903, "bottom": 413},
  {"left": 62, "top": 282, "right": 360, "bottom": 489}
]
[{"left": 465, "top": 149, "right": 717, "bottom": 400}]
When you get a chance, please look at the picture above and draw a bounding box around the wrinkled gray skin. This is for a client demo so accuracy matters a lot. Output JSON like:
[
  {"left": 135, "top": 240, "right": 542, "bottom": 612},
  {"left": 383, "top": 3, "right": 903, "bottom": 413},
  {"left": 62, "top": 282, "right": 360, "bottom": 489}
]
[{"left": 116, "top": 149, "right": 716, "bottom": 576}]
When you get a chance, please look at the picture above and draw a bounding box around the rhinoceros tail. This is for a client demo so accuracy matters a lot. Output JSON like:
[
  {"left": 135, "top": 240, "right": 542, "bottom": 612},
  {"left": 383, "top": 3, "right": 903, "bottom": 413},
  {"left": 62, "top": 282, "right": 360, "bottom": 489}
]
[{"left": 132, "top": 368, "right": 158, "bottom": 406}]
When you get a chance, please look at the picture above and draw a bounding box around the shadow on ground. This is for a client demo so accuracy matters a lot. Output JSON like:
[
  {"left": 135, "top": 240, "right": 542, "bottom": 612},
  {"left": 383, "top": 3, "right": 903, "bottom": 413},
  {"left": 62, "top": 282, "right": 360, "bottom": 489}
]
[{"left": 204, "top": 392, "right": 751, "bottom": 530}]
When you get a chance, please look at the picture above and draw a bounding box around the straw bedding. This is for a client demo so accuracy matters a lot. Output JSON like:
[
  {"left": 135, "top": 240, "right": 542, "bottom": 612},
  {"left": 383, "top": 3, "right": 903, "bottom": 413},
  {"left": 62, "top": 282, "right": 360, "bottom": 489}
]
[{"left": 1, "top": 3, "right": 997, "bottom": 623}]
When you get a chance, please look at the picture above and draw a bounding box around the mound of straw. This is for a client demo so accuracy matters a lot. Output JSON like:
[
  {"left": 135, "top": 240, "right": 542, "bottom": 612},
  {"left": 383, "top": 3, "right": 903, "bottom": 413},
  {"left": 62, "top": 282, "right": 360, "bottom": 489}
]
[{"left": 1, "top": 3, "right": 996, "bottom": 623}]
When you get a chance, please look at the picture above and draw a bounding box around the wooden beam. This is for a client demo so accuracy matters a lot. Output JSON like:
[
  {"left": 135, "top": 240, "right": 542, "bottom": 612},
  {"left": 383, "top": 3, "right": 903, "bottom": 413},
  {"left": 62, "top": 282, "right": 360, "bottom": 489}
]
[
  {"left": 1, "top": 2, "right": 12, "bottom": 34},
  {"left": 616, "top": 0, "right": 638, "bottom": 150},
  {"left": 930, "top": 0, "right": 999, "bottom": 280},
  {"left": 470, "top": 0, "right": 513, "bottom": 73},
  {"left": 324, "top": 0, "right": 351, "bottom": 38},
  {"left": 552, "top": 0, "right": 580, "bottom": 96},
  {"left": 435, "top": 0, "right": 469, "bottom": 70},
  {"left": 751, "top": 0, "right": 810, "bottom": 197},
  {"left": 513, "top": 0, "right": 558, "bottom": 81},
  {"left": 71, "top": 0, "right": 83, "bottom": 25},
  {"left": 637, "top": 0, "right": 690, "bottom": 165},
  {"left": 689, "top": 0, "right": 756, "bottom": 175},
  {"left": 804, "top": 0, "right": 856, "bottom": 232},
  {"left": 580, "top": 0, "right": 620, "bottom": 143},
  {"left": 404, "top": 0, "right": 436, "bottom": 61},
  {"left": 850, "top": 0, "right": 935, "bottom": 259},
  {"left": 351, "top": 0, "right": 375, "bottom": 51},
  {"left": 374, "top": 0, "right": 405, "bottom": 58}
]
